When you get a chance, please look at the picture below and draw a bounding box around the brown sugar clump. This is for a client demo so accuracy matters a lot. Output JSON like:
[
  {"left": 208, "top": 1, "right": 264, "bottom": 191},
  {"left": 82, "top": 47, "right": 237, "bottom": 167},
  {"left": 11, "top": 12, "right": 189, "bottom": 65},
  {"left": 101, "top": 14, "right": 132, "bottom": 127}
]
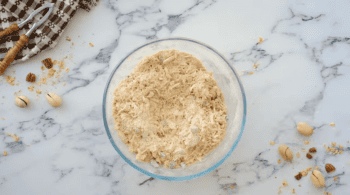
[
  {"left": 309, "top": 147, "right": 317, "bottom": 153},
  {"left": 295, "top": 172, "right": 302, "bottom": 180},
  {"left": 325, "top": 163, "right": 336, "bottom": 173},
  {"left": 26, "top": 73, "right": 36, "bottom": 83},
  {"left": 306, "top": 153, "right": 313, "bottom": 159},
  {"left": 42, "top": 58, "right": 53, "bottom": 69}
]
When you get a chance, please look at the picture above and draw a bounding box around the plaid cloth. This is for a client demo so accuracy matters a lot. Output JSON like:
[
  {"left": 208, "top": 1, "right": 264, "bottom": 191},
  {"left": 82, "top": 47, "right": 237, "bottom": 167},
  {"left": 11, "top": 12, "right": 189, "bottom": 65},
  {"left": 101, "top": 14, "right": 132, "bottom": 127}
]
[{"left": 0, "top": 0, "right": 99, "bottom": 64}]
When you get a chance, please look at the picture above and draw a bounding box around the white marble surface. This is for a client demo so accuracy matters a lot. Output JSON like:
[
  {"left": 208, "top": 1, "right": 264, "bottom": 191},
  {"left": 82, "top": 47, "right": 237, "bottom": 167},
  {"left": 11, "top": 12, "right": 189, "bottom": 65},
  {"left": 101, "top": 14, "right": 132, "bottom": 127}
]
[{"left": 1, "top": 0, "right": 350, "bottom": 194}]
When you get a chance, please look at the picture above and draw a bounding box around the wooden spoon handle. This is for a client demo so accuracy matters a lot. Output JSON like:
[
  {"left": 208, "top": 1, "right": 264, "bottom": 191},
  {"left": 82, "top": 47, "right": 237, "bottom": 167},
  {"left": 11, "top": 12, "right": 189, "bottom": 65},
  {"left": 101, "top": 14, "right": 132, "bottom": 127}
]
[
  {"left": 0, "top": 34, "right": 28, "bottom": 75},
  {"left": 0, "top": 23, "right": 19, "bottom": 40}
]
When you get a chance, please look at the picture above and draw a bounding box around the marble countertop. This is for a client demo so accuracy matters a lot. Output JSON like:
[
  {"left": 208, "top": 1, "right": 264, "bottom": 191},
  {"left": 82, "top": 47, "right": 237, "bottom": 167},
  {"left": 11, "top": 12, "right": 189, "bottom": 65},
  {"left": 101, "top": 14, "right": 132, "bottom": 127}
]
[{"left": 1, "top": 0, "right": 349, "bottom": 194}]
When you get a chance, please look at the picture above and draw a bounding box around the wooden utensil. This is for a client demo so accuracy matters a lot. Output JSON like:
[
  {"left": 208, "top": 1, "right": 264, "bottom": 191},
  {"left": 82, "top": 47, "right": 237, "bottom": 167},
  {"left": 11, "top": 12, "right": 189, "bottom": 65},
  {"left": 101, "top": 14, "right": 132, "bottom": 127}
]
[{"left": 0, "top": 3, "right": 54, "bottom": 75}]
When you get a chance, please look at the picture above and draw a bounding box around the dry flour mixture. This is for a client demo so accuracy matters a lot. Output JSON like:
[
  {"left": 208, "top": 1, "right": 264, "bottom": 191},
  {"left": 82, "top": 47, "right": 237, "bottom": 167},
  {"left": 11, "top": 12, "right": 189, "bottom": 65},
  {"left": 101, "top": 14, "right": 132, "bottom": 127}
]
[{"left": 112, "top": 49, "right": 227, "bottom": 169}]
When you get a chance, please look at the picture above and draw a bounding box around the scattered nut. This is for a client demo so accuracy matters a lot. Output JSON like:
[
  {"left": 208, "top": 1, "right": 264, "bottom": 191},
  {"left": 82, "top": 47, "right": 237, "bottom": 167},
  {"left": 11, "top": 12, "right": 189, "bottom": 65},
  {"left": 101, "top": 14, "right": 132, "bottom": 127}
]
[
  {"left": 278, "top": 145, "right": 293, "bottom": 161},
  {"left": 295, "top": 172, "right": 302, "bottom": 180},
  {"left": 297, "top": 122, "right": 314, "bottom": 136},
  {"left": 310, "top": 170, "right": 325, "bottom": 187},
  {"left": 15, "top": 96, "right": 30, "bottom": 108},
  {"left": 42, "top": 58, "right": 53, "bottom": 69},
  {"left": 46, "top": 93, "right": 62, "bottom": 107},
  {"left": 309, "top": 147, "right": 317, "bottom": 153},
  {"left": 306, "top": 153, "right": 313, "bottom": 159},
  {"left": 325, "top": 164, "right": 336, "bottom": 173},
  {"left": 26, "top": 73, "right": 36, "bottom": 83}
]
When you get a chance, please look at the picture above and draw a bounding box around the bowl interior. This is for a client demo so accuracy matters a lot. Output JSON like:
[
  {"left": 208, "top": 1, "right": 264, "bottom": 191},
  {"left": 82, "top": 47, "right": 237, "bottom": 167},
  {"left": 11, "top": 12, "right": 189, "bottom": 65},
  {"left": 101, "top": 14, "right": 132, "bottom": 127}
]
[{"left": 103, "top": 38, "right": 246, "bottom": 181}]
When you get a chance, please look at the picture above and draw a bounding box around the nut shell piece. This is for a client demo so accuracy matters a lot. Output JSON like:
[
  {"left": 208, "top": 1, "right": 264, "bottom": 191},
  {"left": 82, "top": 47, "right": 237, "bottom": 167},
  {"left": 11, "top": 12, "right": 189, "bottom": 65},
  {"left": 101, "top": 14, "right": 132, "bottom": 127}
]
[
  {"left": 46, "top": 93, "right": 62, "bottom": 107},
  {"left": 15, "top": 96, "right": 29, "bottom": 108},
  {"left": 297, "top": 122, "right": 314, "bottom": 136},
  {"left": 278, "top": 145, "right": 293, "bottom": 161},
  {"left": 310, "top": 170, "right": 325, "bottom": 187}
]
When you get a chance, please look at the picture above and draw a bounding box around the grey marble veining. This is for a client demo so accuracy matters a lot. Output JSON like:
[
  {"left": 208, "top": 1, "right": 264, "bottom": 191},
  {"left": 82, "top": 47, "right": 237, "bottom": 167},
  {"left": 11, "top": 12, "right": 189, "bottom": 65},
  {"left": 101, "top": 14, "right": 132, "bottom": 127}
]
[{"left": 0, "top": 0, "right": 350, "bottom": 194}]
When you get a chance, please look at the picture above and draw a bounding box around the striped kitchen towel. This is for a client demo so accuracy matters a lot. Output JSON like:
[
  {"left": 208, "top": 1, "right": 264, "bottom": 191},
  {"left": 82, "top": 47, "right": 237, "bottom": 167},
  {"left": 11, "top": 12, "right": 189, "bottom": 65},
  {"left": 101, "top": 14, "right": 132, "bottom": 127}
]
[{"left": 0, "top": 0, "right": 99, "bottom": 64}]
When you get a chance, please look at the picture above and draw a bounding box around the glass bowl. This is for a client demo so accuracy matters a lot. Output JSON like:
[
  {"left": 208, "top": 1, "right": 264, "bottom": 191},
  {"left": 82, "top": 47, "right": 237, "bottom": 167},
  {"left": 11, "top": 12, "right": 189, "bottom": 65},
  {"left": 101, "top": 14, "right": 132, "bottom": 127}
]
[{"left": 102, "top": 37, "right": 247, "bottom": 181}]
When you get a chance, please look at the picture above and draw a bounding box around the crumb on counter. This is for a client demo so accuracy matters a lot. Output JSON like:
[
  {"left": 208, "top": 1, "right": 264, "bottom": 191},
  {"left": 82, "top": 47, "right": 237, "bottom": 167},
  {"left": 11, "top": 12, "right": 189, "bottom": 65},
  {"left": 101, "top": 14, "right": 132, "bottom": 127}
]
[
  {"left": 282, "top": 179, "right": 288, "bottom": 187},
  {"left": 249, "top": 72, "right": 254, "bottom": 75},
  {"left": 28, "top": 86, "right": 34, "bottom": 91},
  {"left": 41, "top": 77, "right": 47, "bottom": 84},
  {"left": 47, "top": 69, "right": 56, "bottom": 78},
  {"left": 3, "top": 151, "right": 7, "bottom": 156},
  {"left": 5, "top": 132, "right": 19, "bottom": 142},
  {"left": 59, "top": 61, "right": 64, "bottom": 69},
  {"left": 6, "top": 76, "right": 15, "bottom": 86},
  {"left": 36, "top": 90, "right": 42, "bottom": 94},
  {"left": 304, "top": 141, "right": 309, "bottom": 145},
  {"left": 253, "top": 62, "right": 260, "bottom": 69},
  {"left": 270, "top": 141, "right": 275, "bottom": 145},
  {"left": 258, "top": 37, "right": 263, "bottom": 44},
  {"left": 330, "top": 123, "right": 335, "bottom": 126},
  {"left": 89, "top": 43, "right": 94, "bottom": 47}
]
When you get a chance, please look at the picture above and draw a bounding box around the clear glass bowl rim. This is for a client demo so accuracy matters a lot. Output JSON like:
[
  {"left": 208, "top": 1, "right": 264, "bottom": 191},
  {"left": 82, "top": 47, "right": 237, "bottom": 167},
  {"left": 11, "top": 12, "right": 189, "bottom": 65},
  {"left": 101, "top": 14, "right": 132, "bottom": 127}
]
[{"left": 102, "top": 37, "right": 247, "bottom": 181}]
